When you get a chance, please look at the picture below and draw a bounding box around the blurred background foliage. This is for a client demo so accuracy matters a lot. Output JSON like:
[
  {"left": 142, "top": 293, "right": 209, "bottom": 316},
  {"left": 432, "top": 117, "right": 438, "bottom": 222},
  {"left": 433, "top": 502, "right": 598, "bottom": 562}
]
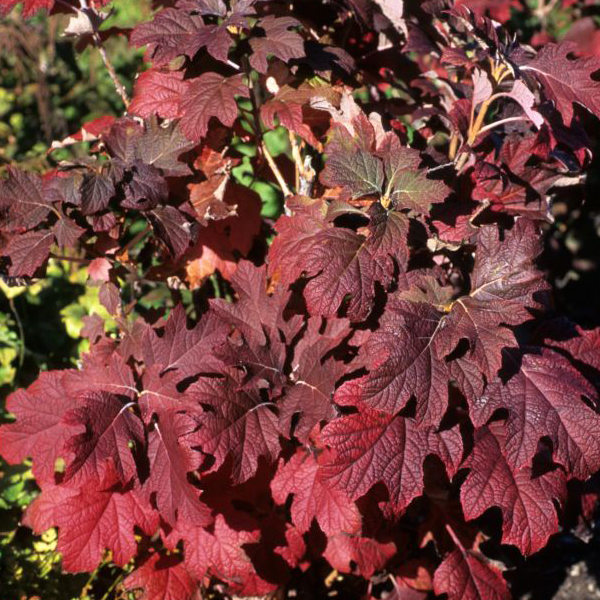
[
  {"left": 1, "top": 0, "right": 600, "bottom": 598},
  {"left": 0, "top": 0, "right": 148, "bottom": 169}
]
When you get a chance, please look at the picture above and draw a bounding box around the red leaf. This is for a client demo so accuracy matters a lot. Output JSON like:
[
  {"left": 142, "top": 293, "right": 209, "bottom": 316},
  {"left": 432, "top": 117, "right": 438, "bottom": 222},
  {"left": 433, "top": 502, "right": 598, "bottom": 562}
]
[
  {"left": 261, "top": 84, "right": 339, "bottom": 147},
  {"left": 179, "top": 73, "right": 249, "bottom": 142},
  {"left": 175, "top": 514, "right": 259, "bottom": 582},
  {"left": 324, "top": 533, "right": 397, "bottom": 578},
  {"left": 62, "top": 392, "right": 144, "bottom": 486},
  {"left": 320, "top": 409, "right": 462, "bottom": 515},
  {"left": 88, "top": 257, "right": 112, "bottom": 283},
  {"left": 267, "top": 197, "right": 327, "bottom": 286},
  {"left": 271, "top": 448, "right": 361, "bottom": 535},
  {"left": 63, "top": 352, "right": 137, "bottom": 400},
  {"left": 0, "top": 372, "right": 79, "bottom": 484},
  {"left": 539, "top": 320, "right": 600, "bottom": 374},
  {"left": 30, "top": 470, "right": 159, "bottom": 572},
  {"left": 130, "top": 69, "right": 187, "bottom": 119},
  {"left": 473, "top": 348, "right": 600, "bottom": 480},
  {"left": 184, "top": 184, "right": 262, "bottom": 285},
  {"left": 0, "top": 0, "right": 54, "bottom": 17},
  {"left": 144, "top": 413, "right": 211, "bottom": 526},
  {"left": 462, "top": 423, "right": 566, "bottom": 555},
  {"left": 139, "top": 367, "right": 201, "bottom": 423},
  {"left": 433, "top": 545, "right": 510, "bottom": 600},
  {"left": 124, "top": 553, "right": 197, "bottom": 600},
  {"left": 188, "top": 373, "right": 283, "bottom": 483},
  {"left": 454, "top": 0, "right": 519, "bottom": 23},
  {"left": 4, "top": 230, "right": 54, "bottom": 277},
  {"left": 524, "top": 42, "right": 600, "bottom": 124},
  {"left": 249, "top": 16, "right": 306, "bottom": 73}
]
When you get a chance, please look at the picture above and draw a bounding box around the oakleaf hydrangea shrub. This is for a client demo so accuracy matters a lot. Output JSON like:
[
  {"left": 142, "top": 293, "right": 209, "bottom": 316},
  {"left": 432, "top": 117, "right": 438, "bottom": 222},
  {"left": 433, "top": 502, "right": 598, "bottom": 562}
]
[{"left": 1, "top": 0, "right": 600, "bottom": 598}]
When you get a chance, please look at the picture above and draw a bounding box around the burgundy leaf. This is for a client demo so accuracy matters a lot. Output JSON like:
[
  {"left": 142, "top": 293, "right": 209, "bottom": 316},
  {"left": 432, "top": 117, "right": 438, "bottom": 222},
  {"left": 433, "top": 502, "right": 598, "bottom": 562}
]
[
  {"left": 249, "top": 16, "right": 305, "bottom": 73},
  {"left": 129, "top": 68, "right": 187, "bottom": 119},
  {"left": 144, "top": 413, "right": 211, "bottom": 527},
  {"left": 124, "top": 553, "right": 197, "bottom": 600},
  {"left": 62, "top": 392, "right": 144, "bottom": 486},
  {"left": 53, "top": 217, "right": 85, "bottom": 248},
  {"left": 349, "top": 298, "right": 449, "bottom": 426},
  {"left": 0, "top": 371, "right": 79, "bottom": 484},
  {"left": 179, "top": 72, "right": 249, "bottom": 142},
  {"left": 279, "top": 318, "right": 348, "bottom": 440},
  {"left": 187, "top": 373, "right": 283, "bottom": 483},
  {"left": 141, "top": 304, "right": 227, "bottom": 379},
  {"left": 135, "top": 119, "right": 196, "bottom": 176},
  {"left": 271, "top": 448, "right": 361, "bottom": 535},
  {"left": 301, "top": 206, "right": 409, "bottom": 320},
  {"left": 473, "top": 348, "right": 600, "bottom": 480},
  {"left": 80, "top": 172, "right": 115, "bottom": 215},
  {"left": 130, "top": 8, "right": 205, "bottom": 66},
  {"left": 122, "top": 162, "right": 169, "bottom": 210},
  {"left": 433, "top": 545, "right": 510, "bottom": 600},
  {"left": 524, "top": 41, "right": 600, "bottom": 124},
  {"left": 320, "top": 409, "right": 462, "bottom": 515},
  {"left": 461, "top": 422, "right": 566, "bottom": 555},
  {"left": 0, "top": 168, "right": 52, "bottom": 232},
  {"left": 210, "top": 261, "right": 288, "bottom": 345},
  {"left": 149, "top": 206, "right": 194, "bottom": 259},
  {"left": 4, "top": 230, "right": 54, "bottom": 276},
  {"left": 436, "top": 219, "right": 548, "bottom": 379}
]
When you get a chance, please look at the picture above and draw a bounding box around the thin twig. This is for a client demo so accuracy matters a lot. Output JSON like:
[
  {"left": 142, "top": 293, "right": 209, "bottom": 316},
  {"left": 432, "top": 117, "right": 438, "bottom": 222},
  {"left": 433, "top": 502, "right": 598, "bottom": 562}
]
[
  {"left": 99, "top": 570, "right": 126, "bottom": 600},
  {"left": 56, "top": 0, "right": 130, "bottom": 107},
  {"left": 298, "top": 154, "right": 316, "bottom": 198},
  {"left": 118, "top": 223, "right": 152, "bottom": 259},
  {"left": 80, "top": 563, "right": 102, "bottom": 598},
  {"left": 262, "top": 142, "right": 292, "bottom": 197},
  {"left": 448, "top": 133, "right": 459, "bottom": 160},
  {"left": 8, "top": 297, "right": 25, "bottom": 367},
  {"left": 288, "top": 130, "right": 303, "bottom": 190},
  {"left": 454, "top": 150, "right": 470, "bottom": 173},
  {"left": 477, "top": 116, "right": 530, "bottom": 136},
  {"left": 95, "top": 41, "right": 130, "bottom": 107},
  {"left": 242, "top": 56, "right": 265, "bottom": 160},
  {"left": 82, "top": 0, "right": 130, "bottom": 108},
  {"left": 50, "top": 253, "right": 91, "bottom": 264}
]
